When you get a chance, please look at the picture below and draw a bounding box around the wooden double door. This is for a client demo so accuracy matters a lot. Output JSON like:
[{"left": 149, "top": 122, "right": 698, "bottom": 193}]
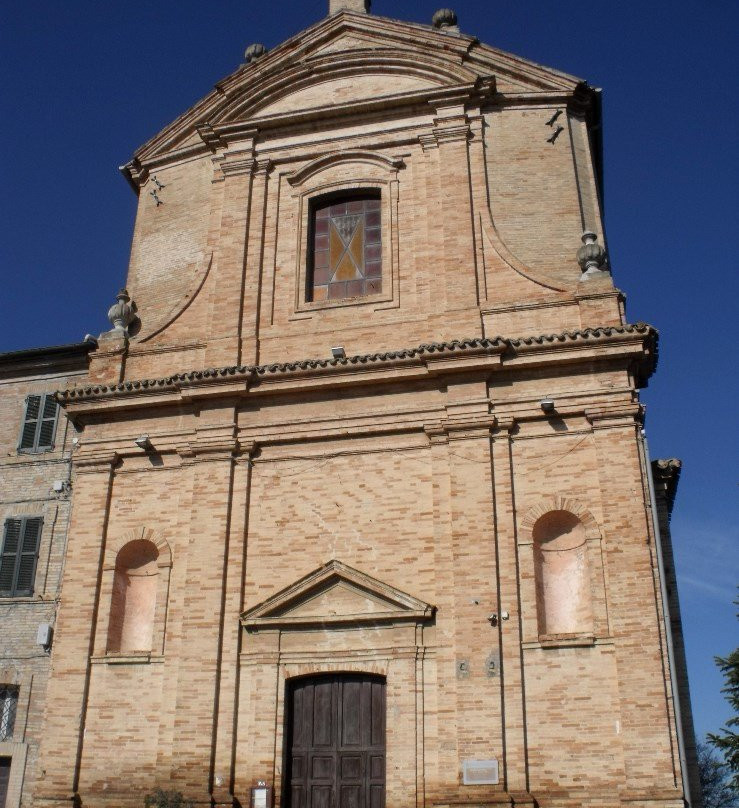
[{"left": 285, "top": 674, "right": 386, "bottom": 808}]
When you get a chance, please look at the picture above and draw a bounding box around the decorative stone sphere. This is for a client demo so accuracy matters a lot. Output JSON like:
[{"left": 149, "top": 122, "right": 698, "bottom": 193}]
[
  {"left": 432, "top": 8, "right": 458, "bottom": 28},
  {"left": 244, "top": 43, "right": 267, "bottom": 63},
  {"left": 577, "top": 231, "right": 606, "bottom": 273},
  {"left": 107, "top": 288, "right": 136, "bottom": 332}
]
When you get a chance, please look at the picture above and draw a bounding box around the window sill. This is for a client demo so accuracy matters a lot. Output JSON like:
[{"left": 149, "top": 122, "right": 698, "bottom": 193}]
[
  {"left": 91, "top": 652, "right": 164, "bottom": 665},
  {"left": 292, "top": 289, "right": 391, "bottom": 317},
  {"left": 0, "top": 595, "right": 54, "bottom": 604},
  {"left": 522, "top": 633, "right": 613, "bottom": 650}
]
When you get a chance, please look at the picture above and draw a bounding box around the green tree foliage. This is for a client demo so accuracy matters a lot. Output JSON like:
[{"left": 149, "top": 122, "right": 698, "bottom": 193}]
[
  {"left": 144, "top": 789, "right": 194, "bottom": 808},
  {"left": 708, "top": 596, "right": 739, "bottom": 790},
  {"left": 699, "top": 743, "right": 739, "bottom": 808}
]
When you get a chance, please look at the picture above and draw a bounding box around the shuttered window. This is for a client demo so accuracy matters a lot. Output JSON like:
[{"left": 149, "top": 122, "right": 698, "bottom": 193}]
[
  {"left": 18, "top": 394, "right": 59, "bottom": 452},
  {"left": 0, "top": 518, "right": 43, "bottom": 597}
]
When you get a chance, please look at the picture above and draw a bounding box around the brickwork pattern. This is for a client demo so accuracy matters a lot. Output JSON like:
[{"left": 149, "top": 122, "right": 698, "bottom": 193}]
[{"left": 31, "top": 8, "right": 698, "bottom": 808}]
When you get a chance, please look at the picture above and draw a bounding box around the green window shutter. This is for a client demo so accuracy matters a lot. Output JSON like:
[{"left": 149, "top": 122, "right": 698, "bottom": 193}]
[
  {"left": 18, "top": 394, "right": 58, "bottom": 452},
  {"left": 15, "top": 518, "right": 43, "bottom": 595},
  {"left": 19, "top": 395, "right": 41, "bottom": 450},
  {"left": 37, "top": 395, "right": 59, "bottom": 450},
  {"left": 0, "top": 517, "right": 42, "bottom": 597}
]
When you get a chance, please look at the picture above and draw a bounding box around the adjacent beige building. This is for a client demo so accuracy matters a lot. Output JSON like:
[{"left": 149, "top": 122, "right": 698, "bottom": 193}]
[
  {"left": 25, "top": 3, "right": 699, "bottom": 807},
  {"left": 0, "top": 342, "right": 93, "bottom": 808}
]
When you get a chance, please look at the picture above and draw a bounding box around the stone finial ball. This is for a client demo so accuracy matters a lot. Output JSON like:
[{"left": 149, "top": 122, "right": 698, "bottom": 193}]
[
  {"left": 107, "top": 288, "right": 135, "bottom": 331},
  {"left": 244, "top": 43, "right": 267, "bottom": 63},
  {"left": 577, "top": 232, "right": 606, "bottom": 271},
  {"left": 432, "top": 8, "right": 458, "bottom": 28}
]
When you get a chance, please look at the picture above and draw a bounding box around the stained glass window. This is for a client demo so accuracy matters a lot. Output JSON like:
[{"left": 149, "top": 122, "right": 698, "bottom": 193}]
[{"left": 308, "top": 194, "right": 382, "bottom": 302}]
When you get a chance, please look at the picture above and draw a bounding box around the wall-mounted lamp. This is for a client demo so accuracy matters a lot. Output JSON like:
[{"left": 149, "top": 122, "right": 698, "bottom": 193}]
[
  {"left": 540, "top": 398, "right": 555, "bottom": 413},
  {"left": 134, "top": 435, "right": 154, "bottom": 451},
  {"left": 331, "top": 346, "right": 346, "bottom": 359},
  {"left": 488, "top": 611, "right": 509, "bottom": 627}
]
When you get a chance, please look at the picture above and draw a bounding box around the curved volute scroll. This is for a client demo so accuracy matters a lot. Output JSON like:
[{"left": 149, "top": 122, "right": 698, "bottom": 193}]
[
  {"left": 135, "top": 251, "right": 214, "bottom": 343},
  {"left": 480, "top": 215, "right": 572, "bottom": 293},
  {"left": 287, "top": 150, "right": 404, "bottom": 187}
]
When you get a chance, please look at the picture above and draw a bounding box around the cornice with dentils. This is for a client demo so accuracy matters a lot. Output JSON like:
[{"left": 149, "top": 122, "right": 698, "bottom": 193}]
[{"left": 56, "top": 324, "right": 657, "bottom": 406}]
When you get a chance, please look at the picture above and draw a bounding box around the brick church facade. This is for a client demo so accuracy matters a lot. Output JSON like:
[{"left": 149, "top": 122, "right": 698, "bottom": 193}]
[{"left": 24, "top": 2, "right": 699, "bottom": 807}]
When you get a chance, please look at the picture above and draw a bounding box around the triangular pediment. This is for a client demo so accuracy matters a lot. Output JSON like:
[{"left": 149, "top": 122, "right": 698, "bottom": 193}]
[
  {"left": 241, "top": 560, "right": 434, "bottom": 630},
  {"left": 127, "top": 11, "right": 585, "bottom": 170}
]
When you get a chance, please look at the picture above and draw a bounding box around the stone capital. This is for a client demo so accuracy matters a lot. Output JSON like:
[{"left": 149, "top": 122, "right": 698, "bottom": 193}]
[
  {"left": 72, "top": 451, "right": 120, "bottom": 474},
  {"left": 585, "top": 403, "right": 643, "bottom": 429}
]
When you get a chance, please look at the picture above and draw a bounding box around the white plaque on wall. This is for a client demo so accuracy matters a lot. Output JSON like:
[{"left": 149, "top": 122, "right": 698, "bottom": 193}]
[
  {"left": 253, "top": 788, "right": 267, "bottom": 808},
  {"left": 462, "top": 758, "right": 499, "bottom": 785}
]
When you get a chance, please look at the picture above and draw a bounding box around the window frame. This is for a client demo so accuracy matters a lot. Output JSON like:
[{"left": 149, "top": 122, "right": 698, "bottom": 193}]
[
  {"left": 0, "top": 517, "right": 43, "bottom": 598},
  {"left": 306, "top": 189, "right": 383, "bottom": 304},
  {"left": 291, "top": 178, "right": 400, "bottom": 317},
  {"left": 0, "top": 685, "right": 19, "bottom": 741},
  {"left": 17, "top": 393, "right": 59, "bottom": 454}
]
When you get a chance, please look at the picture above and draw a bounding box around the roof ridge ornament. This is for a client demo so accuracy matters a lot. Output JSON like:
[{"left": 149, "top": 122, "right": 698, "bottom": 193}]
[
  {"left": 577, "top": 231, "right": 608, "bottom": 277},
  {"left": 328, "top": 0, "right": 372, "bottom": 17},
  {"left": 432, "top": 8, "right": 460, "bottom": 33},
  {"left": 329, "top": 0, "right": 370, "bottom": 14},
  {"left": 107, "top": 288, "right": 137, "bottom": 335},
  {"left": 244, "top": 43, "right": 267, "bottom": 64}
]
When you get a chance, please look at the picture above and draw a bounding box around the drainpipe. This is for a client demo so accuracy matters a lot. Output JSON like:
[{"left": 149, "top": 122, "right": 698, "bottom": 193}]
[{"left": 639, "top": 428, "right": 692, "bottom": 807}]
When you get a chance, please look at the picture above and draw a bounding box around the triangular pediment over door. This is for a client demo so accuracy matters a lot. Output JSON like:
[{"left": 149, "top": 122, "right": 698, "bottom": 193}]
[{"left": 240, "top": 560, "right": 435, "bottom": 631}]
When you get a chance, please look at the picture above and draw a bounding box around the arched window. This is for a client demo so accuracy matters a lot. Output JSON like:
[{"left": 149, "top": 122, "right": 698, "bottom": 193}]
[
  {"left": 107, "top": 539, "right": 159, "bottom": 653},
  {"left": 533, "top": 510, "right": 593, "bottom": 636},
  {"left": 307, "top": 191, "right": 382, "bottom": 302}
]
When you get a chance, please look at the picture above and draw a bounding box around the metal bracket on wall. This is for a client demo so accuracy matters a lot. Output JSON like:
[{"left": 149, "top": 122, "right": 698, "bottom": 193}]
[{"left": 456, "top": 659, "right": 470, "bottom": 679}]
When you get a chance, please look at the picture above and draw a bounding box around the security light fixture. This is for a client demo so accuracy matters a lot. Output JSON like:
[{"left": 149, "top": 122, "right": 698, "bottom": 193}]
[
  {"left": 331, "top": 346, "right": 346, "bottom": 359},
  {"left": 134, "top": 435, "right": 154, "bottom": 451},
  {"left": 540, "top": 398, "right": 555, "bottom": 413}
]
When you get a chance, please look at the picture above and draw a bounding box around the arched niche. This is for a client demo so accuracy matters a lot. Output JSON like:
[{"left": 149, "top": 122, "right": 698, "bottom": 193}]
[
  {"left": 532, "top": 510, "right": 592, "bottom": 636},
  {"left": 518, "top": 497, "right": 609, "bottom": 645},
  {"left": 95, "top": 527, "right": 172, "bottom": 660},
  {"left": 107, "top": 539, "right": 159, "bottom": 653}
]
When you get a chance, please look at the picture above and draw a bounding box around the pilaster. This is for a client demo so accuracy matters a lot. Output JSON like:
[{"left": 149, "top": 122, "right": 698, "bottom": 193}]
[
  {"left": 164, "top": 428, "right": 240, "bottom": 801},
  {"left": 490, "top": 418, "right": 533, "bottom": 803},
  {"left": 427, "top": 103, "right": 479, "bottom": 313},
  {"left": 212, "top": 442, "right": 257, "bottom": 808},
  {"left": 426, "top": 407, "right": 510, "bottom": 805},
  {"left": 206, "top": 136, "right": 257, "bottom": 368},
  {"left": 587, "top": 407, "right": 683, "bottom": 801},
  {"left": 34, "top": 453, "right": 118, "bottom": 808},
  {"left": 87, "top": 330, "right": 127, "bottom": 386},
  {"left": 239, "top": 160, "right": 272, "bottom": 367}
]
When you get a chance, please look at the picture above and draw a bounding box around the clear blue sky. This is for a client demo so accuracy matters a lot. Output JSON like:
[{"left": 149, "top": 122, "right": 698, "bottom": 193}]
[{"left": 1, "top": 0, "right": 736, "bottom": 742}]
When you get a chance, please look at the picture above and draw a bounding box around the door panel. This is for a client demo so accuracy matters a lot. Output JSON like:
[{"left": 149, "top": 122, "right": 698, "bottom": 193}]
[
  {"left": 285, "top": 675, "right": 385, "bottom": 808},
  {"left": 0, "top": 757, "right": 10, "bottom": 808}
]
